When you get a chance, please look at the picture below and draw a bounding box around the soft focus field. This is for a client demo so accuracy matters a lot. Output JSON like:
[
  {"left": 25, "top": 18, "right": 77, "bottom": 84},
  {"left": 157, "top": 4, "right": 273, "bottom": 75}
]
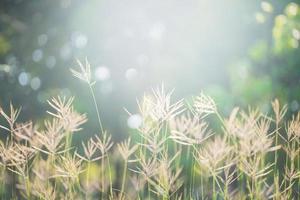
[{"left": 0, "top": 62, "right": 300, "bottom": 199}]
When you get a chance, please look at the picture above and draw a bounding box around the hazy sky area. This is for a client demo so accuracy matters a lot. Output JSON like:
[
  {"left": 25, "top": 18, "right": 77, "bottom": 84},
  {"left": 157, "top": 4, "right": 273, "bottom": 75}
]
[{"left": 0, "top": 0, "right": 295, "bottom": 139}]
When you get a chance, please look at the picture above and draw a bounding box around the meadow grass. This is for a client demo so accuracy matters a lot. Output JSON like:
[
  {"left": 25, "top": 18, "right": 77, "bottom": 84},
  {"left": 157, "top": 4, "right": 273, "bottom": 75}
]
[{"left": 0, "top": 60, "right": 299, "bottom": 199}]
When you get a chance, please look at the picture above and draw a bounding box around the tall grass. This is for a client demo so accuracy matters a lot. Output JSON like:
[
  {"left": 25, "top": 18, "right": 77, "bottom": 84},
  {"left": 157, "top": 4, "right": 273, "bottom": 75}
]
[{"left": 0, "top": 60, "right": 299, "bottom": 199}]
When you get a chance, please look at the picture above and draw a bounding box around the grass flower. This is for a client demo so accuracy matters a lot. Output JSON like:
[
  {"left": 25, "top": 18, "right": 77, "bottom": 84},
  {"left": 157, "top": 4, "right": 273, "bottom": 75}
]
[
  {"left": 70, "top": 58, "right": 93, "bottom": 85},
  {"left": 193, "top": 92, "right": 217, "bottom": 115}
]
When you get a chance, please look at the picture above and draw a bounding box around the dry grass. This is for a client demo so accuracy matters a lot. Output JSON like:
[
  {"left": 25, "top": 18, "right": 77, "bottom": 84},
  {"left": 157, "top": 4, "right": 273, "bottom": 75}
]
[{"left": 0, "top": 60, "right": 299, "bottom": 200}]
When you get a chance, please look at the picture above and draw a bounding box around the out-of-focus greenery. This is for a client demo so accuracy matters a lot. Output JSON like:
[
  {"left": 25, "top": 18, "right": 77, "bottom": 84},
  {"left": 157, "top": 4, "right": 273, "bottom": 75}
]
[
  {"left": 227, "top": 1, "right": 300, "bottom": 112},
  {"left": 0, "top": 0, "right": 300, "bottom": 140}
]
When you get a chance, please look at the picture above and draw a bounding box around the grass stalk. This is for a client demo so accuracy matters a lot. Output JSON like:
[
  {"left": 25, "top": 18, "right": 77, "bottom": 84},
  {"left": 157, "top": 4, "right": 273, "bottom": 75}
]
[
  {"left": 89, "top": 84, "right": 104, "bottom": 134},
  {"left": 120, "top": 161, "right": 128, "bottom": 198}
]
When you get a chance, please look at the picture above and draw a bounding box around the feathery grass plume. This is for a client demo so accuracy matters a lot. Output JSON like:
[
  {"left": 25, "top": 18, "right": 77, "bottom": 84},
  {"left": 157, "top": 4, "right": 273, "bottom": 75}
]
[
  {"left": 272, "top": 99, "right": 287, "bottom": 172},
  {"left": 224, "top": 107, "right": 260, "bottom": 139},
  {"left": 0, "top": 140, "right": 12, "bottom": 166},
  {"left": 35, "top": 118, "right": 65, "bottom": 155},
  {"left": 238, "top": 117, "right": 279, "bottom": 157},
  {"left": 47, "top": 96, "right": 87, "bottom": 133},
  {"left": 194, "top": 136, "right": 233, "bottom": 175},
  {"left": 70, "top": 58, "right": 104, "bottom": 134},
  {"left": 53, "top": 154, "right": 84, "bottom": 199},
  {"left": 282, "top": 144, "right": 300, "bottom": 166},
  {"left": 170, "top": 113, "right": 212, "bottom": 145},
  {"left": 0, "top": 142, "right": 35, "bottom": 169},
  {"left": 133, "top": 152, "right": 158, "bottom": 179},
  {"left": 0, "top": 102, "right": 21, "bottom": 132},
  {"left": 70, "top": 58, "right": 93, "bottom": 85},
  {"left": 63, "top": 109, "right": 87, "bottom": 133},
  {"left": 238, "top": 156, "right": 273, "bottom": 181},
  {"left": 47, "top": 96, "right": 74, "bottom": 118},
  {"left": 7, "top": 145, "right": 35, "bottom": 173},
  {"left": 117, "top": 137, "right": 138, "bottom": 161},
  {"left": 141, "top": 131, "right": 166, "bottom": 154},
  {"left": 93, "top": 131, "right": 113, "bottom": 155},
  {"left": 286, "top": 112, "right": 300, "bottom": 140},
  {"left": 284, "top": 166, "right": 300, "bottom": 183},
  {"left": 0, "top": 106, "right": 11, "bottom": 133},
  {"left": 272, "top": 99, "right": 287, "bottom": 125},
  {"left": 238, "top": 156, "right": 274, "bottom": 200},
  {"left": 1, "top": 142, "right": 35, "bottom": 199},
  {"left": 193, "top": 92, "right": 217, "bottom": 116},
  {"left": 147, "top": 152, "right": 183, "bottom": 198},
  {"left": 76, "top": 137, "right": 102, "bottom": 162},
  {"left": 14, "top": 121, "right": 41, "bottom": 148},
  {"left": 53, "top": 154, "right": 84, "bottom": 179},
  {"left": 14, "top": 121, "right": 34, "bottom": 141},
  {"left": 137, "top": 85, "right": 185, "bottom": 124},
  {"left": 30, "top": 177, "right": 56, "bottom": 200}
]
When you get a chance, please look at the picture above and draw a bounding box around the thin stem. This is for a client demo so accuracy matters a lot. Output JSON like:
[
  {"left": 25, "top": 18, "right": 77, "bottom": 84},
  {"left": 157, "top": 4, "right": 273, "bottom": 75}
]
[
  {"left": 0, "top": 166, "right": 5, "bottom": 199},
  {"left": 224, "top": 182, "right": 228, "bottom": 200},
  {"left": 251, "top": 176, "right": 256, "bottom": 200},
  {"left": 212, "top": 173, "right": 224, "bottom": 198},
  {"left": 120, "top": 161, "right": 128, "bottom": 198},
  {"left": 274, "top": 121, "right": 279, "bottom": 174},
  {"left": 64, "top": 131, "right": 72, "bottom": 155},
  {"left": 212, "top": 176, "right": 216, "bottom": 200},
  {"left": 189, "top": 147, "right": 195, "bottom": 198},
  {"left": 200, "top": 174, "right": 204, "bottom": 200},
  {"left": 215, "top": 111, "right": 226, "bottom": 127},
  {"left": 25, "top": 176, "right": 31, "bottom": 200},
  {"left": 100, "top": 158, "right": 104, "bottom": 200},
  {"left": 246, "top": 179, "right": 253, "bottom": 200},
  {"left": 89, "top": 84, "right": 104, "bottom": 134},
  {"left": 107, "top": 155, "right": 113, "bottom": 198},
  {"left": 147, "top": 182, "right": 151, "bottom": 199},
  {"left": 86, "top": 160, "right": 91, "bottom": 199}
]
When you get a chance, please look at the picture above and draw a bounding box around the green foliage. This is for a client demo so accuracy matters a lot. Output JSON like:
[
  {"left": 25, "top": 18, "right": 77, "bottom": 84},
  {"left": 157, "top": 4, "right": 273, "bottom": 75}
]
[
  {"left": 273, "top": 3, "right": 300, "bottom": 53},
  {"left": 0, "top": 35, "right": 11, "bottom": 55}
]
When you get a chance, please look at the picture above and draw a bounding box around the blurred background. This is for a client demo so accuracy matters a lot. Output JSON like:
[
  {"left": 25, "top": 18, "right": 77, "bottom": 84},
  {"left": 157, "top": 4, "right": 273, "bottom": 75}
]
[{"left": 0, "top": 0, "right": 300, "bottom": 141}]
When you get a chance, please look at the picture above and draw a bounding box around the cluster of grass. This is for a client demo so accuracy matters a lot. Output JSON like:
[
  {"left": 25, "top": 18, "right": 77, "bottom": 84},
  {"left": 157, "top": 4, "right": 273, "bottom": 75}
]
[{"left": 0, "top": 60, "right": 300, "bottom": 200}]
